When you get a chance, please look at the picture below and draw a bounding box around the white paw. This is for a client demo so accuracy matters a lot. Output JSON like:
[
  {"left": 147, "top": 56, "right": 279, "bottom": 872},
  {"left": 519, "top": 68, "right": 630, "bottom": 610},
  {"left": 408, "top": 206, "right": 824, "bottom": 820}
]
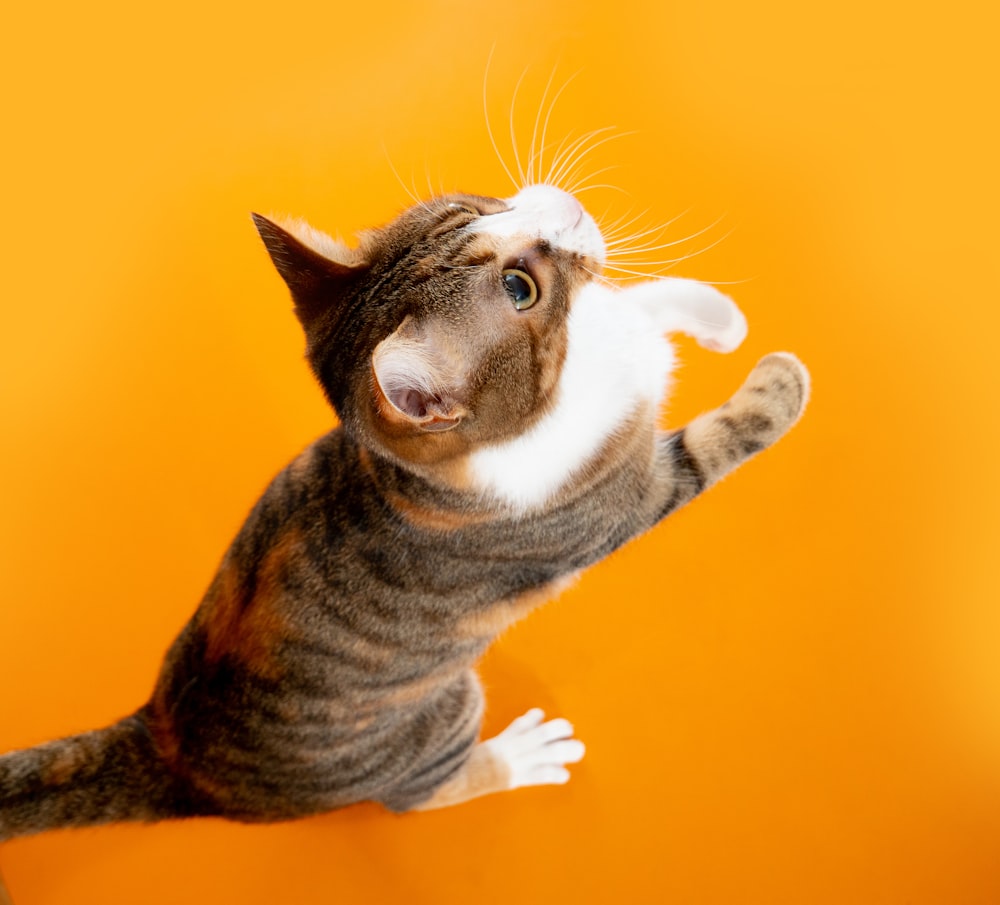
[
  {"left": 697, "top": 297, "right": 748, "bottom": 353},
  {"left": 630, "top": 278, "right": 748, "bottom": 353},
  {"left": 483, "top": 708, "right": 586, "bottom": 789}
]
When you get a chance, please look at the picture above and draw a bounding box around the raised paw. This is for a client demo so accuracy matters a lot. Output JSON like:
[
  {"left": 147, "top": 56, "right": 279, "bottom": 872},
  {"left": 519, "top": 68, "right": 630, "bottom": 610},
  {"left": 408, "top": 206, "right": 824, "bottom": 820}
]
[
  {"left": 630, "top": 278, "right": 748, "bottom": 353},
  {"left": 483, "top": 708, "right": 585, "bottom": 789},
  {"left": 695, "top": 293, "right": 748, "bottom": 353},
  {"left": 743, "top": 351, "right": 811, "bottom": 423},
  {"left": 677, "top": 350, "right": 810, "bottom": 490}
]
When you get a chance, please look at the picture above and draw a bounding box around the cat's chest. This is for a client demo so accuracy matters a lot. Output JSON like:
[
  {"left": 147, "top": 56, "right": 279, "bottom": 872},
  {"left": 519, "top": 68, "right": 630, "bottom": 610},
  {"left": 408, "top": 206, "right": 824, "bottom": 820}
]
[{"left": 466, "top": 282, "right": 672, "bottom": 510}]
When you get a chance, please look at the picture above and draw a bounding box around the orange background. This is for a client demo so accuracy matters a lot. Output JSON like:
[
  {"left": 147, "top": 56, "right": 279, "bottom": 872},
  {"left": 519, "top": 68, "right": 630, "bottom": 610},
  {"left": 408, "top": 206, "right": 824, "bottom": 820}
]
[{"left": 1, "top": 1, "right": 999, "bottom": 902}]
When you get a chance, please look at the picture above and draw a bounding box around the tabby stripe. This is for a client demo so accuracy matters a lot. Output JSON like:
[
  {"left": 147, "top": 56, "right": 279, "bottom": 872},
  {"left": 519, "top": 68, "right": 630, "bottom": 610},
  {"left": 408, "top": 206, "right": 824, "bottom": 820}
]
[{"left": 657, "top": 430, "right": 707, "bottom": 520}]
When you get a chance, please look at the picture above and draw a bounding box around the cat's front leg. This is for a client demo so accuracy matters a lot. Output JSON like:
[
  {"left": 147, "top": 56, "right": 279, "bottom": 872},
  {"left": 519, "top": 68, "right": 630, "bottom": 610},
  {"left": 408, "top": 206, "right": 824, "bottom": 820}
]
[
  {"left": 650, "top": 351, "right": 810, "bottom": 521},
  {"left": 626, "top": 277, "right": 748, "bottom": 352}
]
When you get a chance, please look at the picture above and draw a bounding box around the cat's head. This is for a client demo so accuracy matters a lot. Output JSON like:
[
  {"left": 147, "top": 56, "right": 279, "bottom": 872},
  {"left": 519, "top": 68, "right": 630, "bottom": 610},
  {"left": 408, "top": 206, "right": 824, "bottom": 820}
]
[{"left": 254, "top": 185, "right": 605, "bottom": 469}]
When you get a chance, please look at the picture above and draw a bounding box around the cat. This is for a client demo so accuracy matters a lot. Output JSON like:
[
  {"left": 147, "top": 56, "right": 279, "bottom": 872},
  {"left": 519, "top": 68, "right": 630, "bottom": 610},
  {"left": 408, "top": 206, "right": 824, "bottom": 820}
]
[{"left": 0, "top": 183, "right": 808, "bottom": 839}]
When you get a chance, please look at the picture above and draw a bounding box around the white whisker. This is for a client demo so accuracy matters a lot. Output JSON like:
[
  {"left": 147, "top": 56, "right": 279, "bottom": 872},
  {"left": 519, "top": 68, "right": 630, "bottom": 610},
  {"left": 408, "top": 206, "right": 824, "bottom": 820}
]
[
  {"left": 535, "top": 69, "right": 580, "bottom": 186},
  {"left": 424, "top": 159, "right": 438, "bottom": 201},
  {"left": 556, "top": 126, "right": 635, "bottom": 191},
  {"left": 509, "top": 67, "right": 530, "bottom": 189},
  {"left": 603, "top": 222, "right": 668, "bottom": 250},
  {"left": 547, "top": 126, "right": 615, "bottom": 189},
  {"left": 603, "top": 209, "right": 695, "bottom": 250},
  {"left": 544, "top": 130, "right": 585, "bottom": 187},
  {"left": 599, "top": 207, "right": 653, "bottom": 241},
  {"left": 608, "top": 214, "right": 728, "bottom": 256},
  {"left": 600, "top": 263, "right": 669, "bottom": 278},
  {"left": 581, "top": 265, "right": 618, "bottom": 289},
  {"left": 527, "top": 67, "right": 559, "bottom": 186},
  {"left": 382, "top": 144, "right": 423, "bottom": 206},
  {"left": 483, "top": 45, "right": 520, "bottom": 191},
  {"left": 703, "top": 276, "right": 759, "bottom": 286},
  {"left": 603, "top": 226, "right": 737, "bottom": 278},
  {"left": 564, "top": 165, "right": 622, "bottom": 195},
  {"left": 571, "top": 183, "right": 629, "bottom": 196},
  {"left": 557, "top": 130, "right": 634, "bottom": 192}
]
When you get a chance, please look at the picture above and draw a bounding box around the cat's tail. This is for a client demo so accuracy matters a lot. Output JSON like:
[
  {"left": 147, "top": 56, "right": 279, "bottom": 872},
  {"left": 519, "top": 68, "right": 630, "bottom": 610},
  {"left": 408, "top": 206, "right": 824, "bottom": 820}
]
[{"left": 0, "top": 710, "right": 193, "bottom": 841}]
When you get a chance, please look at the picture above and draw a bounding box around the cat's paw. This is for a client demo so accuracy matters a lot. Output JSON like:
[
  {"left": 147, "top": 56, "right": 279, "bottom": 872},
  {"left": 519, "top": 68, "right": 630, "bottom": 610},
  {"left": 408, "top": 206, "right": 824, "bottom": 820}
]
[
  {"left": 483, "top": 708, "right": 585, "bottom": 789},
  {"left": 698, "top": 299, "right": 748, "bottom": 353},
  {"left": 746, "top": 352, "right": 811, "bottom": 418},
  {"left": 633, "top": 278, "right": 748, "bottom": 352},
  {"left": 730, "top": 351, "right": 811, "bottom": 441}
]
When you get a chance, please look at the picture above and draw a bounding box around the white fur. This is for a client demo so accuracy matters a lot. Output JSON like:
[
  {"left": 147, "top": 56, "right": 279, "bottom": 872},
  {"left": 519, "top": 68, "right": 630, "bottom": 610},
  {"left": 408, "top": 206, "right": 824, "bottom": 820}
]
[
  {"left": 372, "top": 333, "right": 445, "bottom": 403},
  {"left": 626, "top": 278, "right": 747, "bottom": 352},
  {"left": 468, "top": 279, "right": 675, "bottom": 509},
  {"left": 466, "top": 186, "right": 746, "bottom": 510},
  {"left": 471, "top": 184, "right": 606, "bottom": 261},
  {"left": 483, "top": 708, "right": 585, "bottom": 789}
]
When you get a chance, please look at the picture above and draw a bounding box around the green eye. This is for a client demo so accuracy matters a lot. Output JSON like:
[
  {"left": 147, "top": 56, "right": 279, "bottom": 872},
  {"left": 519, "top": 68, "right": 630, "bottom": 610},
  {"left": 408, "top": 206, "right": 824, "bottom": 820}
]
[{"left": 502, "top": 269, "right": 538, "bottom": 310}]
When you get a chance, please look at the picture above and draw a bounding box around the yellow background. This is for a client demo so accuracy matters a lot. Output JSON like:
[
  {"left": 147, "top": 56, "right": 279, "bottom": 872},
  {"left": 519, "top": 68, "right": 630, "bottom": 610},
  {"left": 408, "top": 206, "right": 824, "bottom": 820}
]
[{"left": 1, "top": 1, "right": 998, "bottom": 902}]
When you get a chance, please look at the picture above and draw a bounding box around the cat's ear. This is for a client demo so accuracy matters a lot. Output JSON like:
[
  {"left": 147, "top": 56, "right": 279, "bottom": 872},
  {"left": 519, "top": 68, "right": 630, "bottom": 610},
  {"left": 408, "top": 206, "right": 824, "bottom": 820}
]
[
  {"left": 251, "top": 213, "right": 366, "bottom": 327},
  {"left": 371, "top": 319, "right": 468, "bottom": 433}
]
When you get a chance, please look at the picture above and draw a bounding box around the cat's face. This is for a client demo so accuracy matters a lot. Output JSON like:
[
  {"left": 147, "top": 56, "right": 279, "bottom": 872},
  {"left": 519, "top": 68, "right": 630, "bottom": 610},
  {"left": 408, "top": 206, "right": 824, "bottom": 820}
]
[{"left": 254, "top": 186, "right": 605, "bottom": 469}]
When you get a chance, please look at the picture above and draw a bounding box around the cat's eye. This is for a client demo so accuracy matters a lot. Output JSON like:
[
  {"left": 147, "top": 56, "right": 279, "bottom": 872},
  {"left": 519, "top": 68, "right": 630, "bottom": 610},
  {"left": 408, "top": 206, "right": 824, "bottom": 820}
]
[
  {"left": 447, "top": 202, "right": 479, "bottom": 216},
  {"left": 501, "top": 269, "right": 538, "bottom": 310}
]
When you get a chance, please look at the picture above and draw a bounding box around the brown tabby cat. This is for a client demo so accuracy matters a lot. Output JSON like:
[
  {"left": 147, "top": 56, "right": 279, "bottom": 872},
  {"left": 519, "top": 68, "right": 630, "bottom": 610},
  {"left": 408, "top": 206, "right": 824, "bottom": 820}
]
[{"left": 0, "top": 184, "right": 808, "bottom": 839}]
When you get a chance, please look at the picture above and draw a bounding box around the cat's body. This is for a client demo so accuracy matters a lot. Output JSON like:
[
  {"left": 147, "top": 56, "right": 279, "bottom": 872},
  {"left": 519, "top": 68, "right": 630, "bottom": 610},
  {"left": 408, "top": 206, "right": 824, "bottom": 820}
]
[{"left": 0, "top": 185, "right": 808, "bottom": 839}]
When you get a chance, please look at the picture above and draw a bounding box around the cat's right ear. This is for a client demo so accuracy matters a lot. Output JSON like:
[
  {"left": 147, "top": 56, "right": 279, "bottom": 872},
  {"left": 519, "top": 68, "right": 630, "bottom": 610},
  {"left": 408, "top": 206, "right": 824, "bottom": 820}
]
[{"left": 251, "top": 213, "right": 366, "bottom": 327}]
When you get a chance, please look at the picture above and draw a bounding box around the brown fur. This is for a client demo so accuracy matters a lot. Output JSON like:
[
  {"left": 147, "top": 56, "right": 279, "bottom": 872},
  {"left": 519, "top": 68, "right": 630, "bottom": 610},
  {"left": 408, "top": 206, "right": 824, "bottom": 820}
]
[
  {"left": 454, "top": 577, "right": 578, "bottom": 642},
  {"left": 0, "top": 192, "right": 808, "bottom": 840},
  {"left": 198, "top": 529, "right": 304, "bottom": 680}
]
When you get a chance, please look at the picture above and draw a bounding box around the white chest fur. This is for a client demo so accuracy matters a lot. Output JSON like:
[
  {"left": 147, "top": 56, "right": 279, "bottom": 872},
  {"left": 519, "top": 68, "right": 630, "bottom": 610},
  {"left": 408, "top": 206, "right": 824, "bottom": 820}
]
[
  {"left": 467, "top": 281, "right": 673, "bottom": 510},
  {"left": 467, "top": 276, "right": 746, "bottom": 510}
]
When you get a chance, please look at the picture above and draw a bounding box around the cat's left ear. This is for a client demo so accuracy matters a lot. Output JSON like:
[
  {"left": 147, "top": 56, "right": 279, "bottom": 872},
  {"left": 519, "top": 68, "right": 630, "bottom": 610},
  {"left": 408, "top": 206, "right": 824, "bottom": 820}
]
[
  {"left": 251, "top": 213, "right": 366, "bottom": 327},
  {"left": 371, "top": 318, "right": 468, "bottom": 433}
]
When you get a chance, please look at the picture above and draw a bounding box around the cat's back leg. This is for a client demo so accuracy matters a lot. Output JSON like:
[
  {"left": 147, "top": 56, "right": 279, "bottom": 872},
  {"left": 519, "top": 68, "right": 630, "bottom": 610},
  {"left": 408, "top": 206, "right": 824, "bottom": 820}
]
[
  {"left": 409, "top": 708, "right": 584, "bottom": 811},
  {"left": 378, "top": 672, "right": 584, "bottom": 812}
]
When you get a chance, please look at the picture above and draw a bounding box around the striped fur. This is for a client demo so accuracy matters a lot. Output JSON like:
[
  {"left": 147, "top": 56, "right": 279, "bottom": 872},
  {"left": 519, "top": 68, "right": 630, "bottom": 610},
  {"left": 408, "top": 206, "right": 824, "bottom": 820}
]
[{"left": 0, "top": 188, "right": 808, "bottom": 839}]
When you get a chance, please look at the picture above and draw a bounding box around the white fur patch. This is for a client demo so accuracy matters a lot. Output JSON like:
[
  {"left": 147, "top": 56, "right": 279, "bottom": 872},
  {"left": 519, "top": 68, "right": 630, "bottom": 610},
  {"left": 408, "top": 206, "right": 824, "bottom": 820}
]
[
  {"left": 467, "top": 277, "right": 745, "bottom": 510},
  {"left": 471, "top": 185, "right": 605, "bottom": 261},
  {"left": 468, "top": 279, "right": 676, "bottom": 510},
  {"left": 372, "top": 334, "right": 443, "bottom": 412},
  {"left": 626, "top": 277, "right": 748, "bottom": 353},
  {"left": 465, "top": 185, "right": 746, "bottom": 510},
  {"left": 483, "top": 708, "right": 585, "bottom": 789}
]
